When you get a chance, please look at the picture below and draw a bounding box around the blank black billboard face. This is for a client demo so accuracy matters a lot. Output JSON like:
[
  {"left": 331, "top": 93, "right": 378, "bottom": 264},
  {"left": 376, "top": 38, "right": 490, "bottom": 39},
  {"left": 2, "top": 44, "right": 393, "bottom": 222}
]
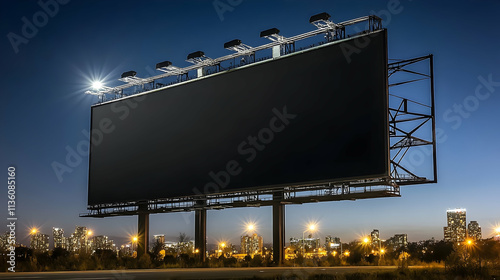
[{"left": 88, "top": 30, "right": 388, "bottom": 205}]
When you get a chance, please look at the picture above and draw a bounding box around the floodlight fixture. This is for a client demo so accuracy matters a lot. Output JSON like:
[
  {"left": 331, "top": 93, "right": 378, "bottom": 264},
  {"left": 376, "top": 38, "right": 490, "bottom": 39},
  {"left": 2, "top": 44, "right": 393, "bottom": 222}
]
[
  {"left": 187, "top": 51, "right": 205, "bottom": 60},
  {"left": 309, "top": 12, "right": 338, "bottom": 29},
  {"left": 186, "top": 50, "right": 214, "bottom": 66},
  {"left": 224, "top": 39, "right": 242, "bottom": 49},
  {"left": 85, "top": 80, "right": 114, "bottom": 98},
  {"left": 92, "top": 80, "right": 103, "bottom": 90},
  {"left": 155, "top": 60, "right": 184, "bottom": 75},
  {"left": 224, "top": 39, "right": 253, "bottom": 54},
  {"left": 260, "top": 27, "right": 286, "bottom": 43},
  {"left": 309, "top": 12, "right": 331, "bottom": 23},
  {"left": 121, "top": 71, "right": 137, "bottom": 79},
  {"left": 155, "top": 60, "right": 172, "bottom": 69},
  {"left": 260, "top": 28, "right": 280, "bottom": 38},
  {"left": 118, "top": 70, "right": 149, "bottom": 85}
]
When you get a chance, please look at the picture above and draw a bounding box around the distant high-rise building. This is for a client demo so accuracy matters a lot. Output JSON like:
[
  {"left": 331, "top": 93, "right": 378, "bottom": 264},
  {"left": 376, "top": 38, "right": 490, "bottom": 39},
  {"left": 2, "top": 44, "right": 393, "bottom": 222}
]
[
  {"left": 290, "top": 235, "right": 320, "bottom": 253},
  {"left": 467, "top": 221, "right": 482, "bottom": 241},
  {"left": 92, "top": 235, "right": 113, "bottom": 250},
  {"left": 325, "top": 236, "right": 341, "bottom": 250},
  {"left": 66, "top": 226, "right": 90, "bottom": 252},
  {"left": 31, "top": 233, "right": 49, "bottom": 251},
  {"left": 443, "top": 208, "right": 467, "bottom": 242},
  {"left": 153, "top": 234, "right": 165, "bottom": 245},
  {"left": 53, "top": 228, "right": 66, "bottom": 249},
  {"left": 241, "top": 233, "right": 263, "bottom": 255},
  {"left": 386, "top": 234, "right": 407, "bottom": 251},
  {"left": 371, "top": 229, "right": 380, "bottom": 248},
  {"left": 0, "top": 232, "right": 10, "bottom": 250}
]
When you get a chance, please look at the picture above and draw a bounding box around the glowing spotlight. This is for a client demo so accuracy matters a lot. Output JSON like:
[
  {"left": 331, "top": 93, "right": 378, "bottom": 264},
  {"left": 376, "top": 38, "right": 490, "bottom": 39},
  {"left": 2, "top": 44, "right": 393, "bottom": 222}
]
[
  {"left": 132, "top": 236, "right": 138, "bottom": 243},
  {"left": 87, "top": 230, "right": 93, "bottom": 236},
  {"left": 30, "top": 228, "right": 38, "bottom": 235},
  {"left": 363, "top": 237, "right": 370, "bottom": 244},
  {"left": 243, "top": 219, "right": 258, "bottom": 234},
  {"left": 91, "top": 80, "right": 103, "bottom": 90}
]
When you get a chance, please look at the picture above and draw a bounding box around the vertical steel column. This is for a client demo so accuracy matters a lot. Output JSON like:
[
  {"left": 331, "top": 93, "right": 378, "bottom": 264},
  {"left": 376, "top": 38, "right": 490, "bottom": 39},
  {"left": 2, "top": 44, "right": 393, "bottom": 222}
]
[
  {"left": 272, "top": 191, "right": 285, "bottom": 265},
  {"left": 195, "top": 204, "right": 207, "bottom": 263},
  {"left": 137, "top": 203, "right": 149, "bottom": 259},
  {"left": 429, "top": 54, "right": 438, "bottom": 183}
]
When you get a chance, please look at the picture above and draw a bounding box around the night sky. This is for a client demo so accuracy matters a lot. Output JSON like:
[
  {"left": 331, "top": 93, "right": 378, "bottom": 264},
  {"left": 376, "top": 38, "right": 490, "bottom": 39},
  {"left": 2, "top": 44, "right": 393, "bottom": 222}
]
[{"left": 1, "top": 0, "right": 500, "bottom": 247}]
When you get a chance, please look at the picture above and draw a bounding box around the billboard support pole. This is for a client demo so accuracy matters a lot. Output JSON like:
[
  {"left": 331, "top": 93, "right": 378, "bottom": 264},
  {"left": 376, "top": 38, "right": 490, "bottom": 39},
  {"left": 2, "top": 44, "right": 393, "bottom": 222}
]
[
  {"left": 137, "top": 203, "right": 149, "bottom": 259},
  {"left": 195, "top": 201, "right": 207, "bottom": 263},
  {"left": 272, "top": 191, "right": 285, "bottom": 265}
]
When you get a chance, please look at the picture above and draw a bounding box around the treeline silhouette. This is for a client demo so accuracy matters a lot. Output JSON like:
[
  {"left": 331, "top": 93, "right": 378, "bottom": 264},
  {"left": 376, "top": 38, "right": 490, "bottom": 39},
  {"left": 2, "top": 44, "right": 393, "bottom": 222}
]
[{"left": 1, "top": 238, "right": 499, "bottom": 278}]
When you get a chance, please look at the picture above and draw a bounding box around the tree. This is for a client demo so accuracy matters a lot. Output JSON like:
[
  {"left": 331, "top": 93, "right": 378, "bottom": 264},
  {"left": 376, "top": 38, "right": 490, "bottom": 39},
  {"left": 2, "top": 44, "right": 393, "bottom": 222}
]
[{"left": 150, "top": 239, "right": 165, "bottom": 263}]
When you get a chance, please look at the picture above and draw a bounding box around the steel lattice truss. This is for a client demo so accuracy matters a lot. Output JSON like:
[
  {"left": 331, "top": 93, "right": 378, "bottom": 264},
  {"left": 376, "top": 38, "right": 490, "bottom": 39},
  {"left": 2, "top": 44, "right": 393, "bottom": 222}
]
[{"left": 388, "top": 55, "right": 436, "bottom": 186}]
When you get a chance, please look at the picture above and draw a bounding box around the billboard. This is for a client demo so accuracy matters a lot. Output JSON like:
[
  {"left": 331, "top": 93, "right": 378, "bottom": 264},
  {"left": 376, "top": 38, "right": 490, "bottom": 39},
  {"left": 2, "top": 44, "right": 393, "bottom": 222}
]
[{"left": 88, "top": 30, "right": 388, "bottom": 206}]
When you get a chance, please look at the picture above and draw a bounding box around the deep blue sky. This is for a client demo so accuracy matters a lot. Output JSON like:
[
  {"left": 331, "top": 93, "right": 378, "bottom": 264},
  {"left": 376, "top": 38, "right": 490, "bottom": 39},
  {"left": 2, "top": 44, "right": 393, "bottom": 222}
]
[{"left": 1, "top": 0, "right": 499, "bottom": 247}]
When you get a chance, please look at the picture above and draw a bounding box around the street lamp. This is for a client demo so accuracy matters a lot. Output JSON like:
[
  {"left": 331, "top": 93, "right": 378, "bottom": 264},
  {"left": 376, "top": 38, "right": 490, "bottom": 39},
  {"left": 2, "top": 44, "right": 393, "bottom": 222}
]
[
  {"left": 132, "top": 235, "right": 138, "bottom": 255},
  {"left": 465, "top": 238, "right": 474, "bottom": 262},
  {"left": 302, "top": 223, "right": 317, "bottom": 257},
  {"left": 218, "top": 242, "right": 226, "bottom": 257},
  {"left": 86, "top": 230, "right": 93, "bottom": 253},
  {"left": 247, "top": 224, "right": 255, "bottom": 232},
  {"left": 363, "top": 237, "right": 370, "bottom": 256}
]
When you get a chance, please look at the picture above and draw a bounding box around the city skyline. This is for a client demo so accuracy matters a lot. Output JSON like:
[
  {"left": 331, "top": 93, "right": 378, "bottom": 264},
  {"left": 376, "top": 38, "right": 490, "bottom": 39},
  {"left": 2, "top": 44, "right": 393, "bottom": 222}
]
[
  {"left": 13, "top": 218, "right": 500, "bottom": 258},
  {"left": 13, "top": 208, "right": 499, "bottom": 250},
  {"left": 1, "top": 0, "right": 500, "bottom": 253}
]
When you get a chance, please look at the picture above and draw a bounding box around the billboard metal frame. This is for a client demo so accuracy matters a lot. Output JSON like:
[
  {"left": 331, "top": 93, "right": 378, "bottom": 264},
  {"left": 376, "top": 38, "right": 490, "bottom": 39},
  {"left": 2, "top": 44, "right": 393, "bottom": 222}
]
[
  {"left": 81, "top": 54, "right": 436, "bottom": 218},
  {"left": 80, "top": 13, "right": 436, "bottom": 264}
]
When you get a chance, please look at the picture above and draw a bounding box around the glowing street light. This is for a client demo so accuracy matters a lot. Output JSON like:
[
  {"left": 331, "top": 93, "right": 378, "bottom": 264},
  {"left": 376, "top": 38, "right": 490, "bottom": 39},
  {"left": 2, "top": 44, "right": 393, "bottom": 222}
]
[
  {"left": 218, "top": 242, "right": 227, "bottom": 257},
  {"left": 243, "top": 221, "right": 257, "bottom": 234},
  {"left": 362, "top": 237, "right": 371, "bottom": 256},
  {"left": 30, "top": 228, "right": 38, "bottom": 235},
  {"left": 464, "top": 238, "right": 474, "bottom": 262},
  {"left": 247, "top": 224, "right": 255, "bottom": 232},
  {"left": 131, "top": 235, "right": 138, "bottom": 255},
  {"left": 344, "top": 250, "right": 350, "bottom": 257},
  {"left": 87, "top": 230, "right": 93, "bottom": 237},
  {"left": 302, "top": 223, "right": 318, "bottom": 257}
]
